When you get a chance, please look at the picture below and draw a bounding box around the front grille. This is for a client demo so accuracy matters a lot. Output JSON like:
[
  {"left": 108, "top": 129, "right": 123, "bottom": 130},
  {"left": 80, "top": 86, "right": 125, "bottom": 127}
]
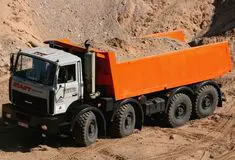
[{"left": 12, "top": 90, "right": 48, "bottom": 115}]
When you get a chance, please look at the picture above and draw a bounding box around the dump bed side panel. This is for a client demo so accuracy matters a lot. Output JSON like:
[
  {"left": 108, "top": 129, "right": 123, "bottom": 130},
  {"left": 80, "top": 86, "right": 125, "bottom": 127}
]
[{"left": 108, "top": 42, "right": 232, "bottom": 100}]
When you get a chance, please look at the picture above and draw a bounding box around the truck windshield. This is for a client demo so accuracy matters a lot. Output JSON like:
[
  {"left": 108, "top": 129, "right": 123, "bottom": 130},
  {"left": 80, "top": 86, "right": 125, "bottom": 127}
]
[{"left": 14, "top": 54, "right": 56, "bottom": 86}]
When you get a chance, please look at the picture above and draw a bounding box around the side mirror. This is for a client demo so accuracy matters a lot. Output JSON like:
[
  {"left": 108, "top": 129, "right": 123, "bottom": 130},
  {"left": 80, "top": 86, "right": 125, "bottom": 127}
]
[
  {"left": 58, "top": 67, "right": 68, "bottom": 84},
  {"left": 10, "top": 53, "right": 16, "bottom": 73}
]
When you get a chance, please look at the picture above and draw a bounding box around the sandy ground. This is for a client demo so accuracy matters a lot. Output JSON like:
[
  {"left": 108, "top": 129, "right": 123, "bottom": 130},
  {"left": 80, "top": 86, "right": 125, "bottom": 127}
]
[{"left": 1, "top": 0, "right": 235, "bottom": 160}]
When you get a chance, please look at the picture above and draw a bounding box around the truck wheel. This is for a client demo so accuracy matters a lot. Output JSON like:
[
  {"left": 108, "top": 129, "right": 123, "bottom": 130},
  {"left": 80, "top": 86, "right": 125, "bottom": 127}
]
[
  {"left": 111, "top": 104, "right": 136, "bottom": 138},
  {"left": 73, "top": 111, "right": 98, "bottom": 147},
  {"left": 194, "top": 85, "right": 218, "bottom": 118},
  {"left": 167, "top": 93, "right": 192, "bottom": 127}
]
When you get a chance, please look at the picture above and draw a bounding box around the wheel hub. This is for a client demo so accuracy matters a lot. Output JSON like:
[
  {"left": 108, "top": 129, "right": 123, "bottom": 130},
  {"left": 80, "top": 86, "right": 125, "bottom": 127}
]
[
  {"left": 202, "top": 95, "right": 213, "bottom": 109},
  {"left": 125, "top": 114, "right": 133, "bottom": 129},
  {"left": 88, "top": 121, "right": 96, "bottom": 138},
  {"left": 175, "top": 104, "right": 186, "bottom": 119},
  {"left": 178, "top": 107, "right": 184, "bottom": 115}
]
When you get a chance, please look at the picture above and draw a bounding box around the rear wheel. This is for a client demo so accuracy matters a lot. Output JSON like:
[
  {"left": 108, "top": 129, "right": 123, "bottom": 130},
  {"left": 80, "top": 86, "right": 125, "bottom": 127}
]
[
  {"left": 194, "top": 85, "right": 219, "bottom": 118},
  {"left": 167, "top": 93, "right": 192, "bottom": 127},
  {"left": 111, "top": 104, "right": 136, "bottom": 138},
  {"left": 73, "top": 111, "right": 98, "bottom": 147}
]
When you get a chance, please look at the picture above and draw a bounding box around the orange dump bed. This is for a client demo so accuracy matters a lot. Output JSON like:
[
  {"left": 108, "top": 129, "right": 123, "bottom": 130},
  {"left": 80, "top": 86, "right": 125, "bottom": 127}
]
[{"left": 96, "top": 41, "right": 232, "bottom": 100}]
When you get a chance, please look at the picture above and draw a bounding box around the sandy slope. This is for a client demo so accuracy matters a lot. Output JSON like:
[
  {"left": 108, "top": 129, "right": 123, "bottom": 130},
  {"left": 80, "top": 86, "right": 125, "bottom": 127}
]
[
  {"left": 1, "top": 0, "right": 235, "bottom": 160},
  {"left": 0, "top": 0, "right": 42, "bottom": 76},
  {"left": 29, "top": 0, "right": 215, "bottom": 41}
]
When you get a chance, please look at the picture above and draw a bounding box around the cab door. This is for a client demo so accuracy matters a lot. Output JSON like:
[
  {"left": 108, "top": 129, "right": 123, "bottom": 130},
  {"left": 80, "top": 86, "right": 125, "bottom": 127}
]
[{"left": 54, "top": 62, "right": 80, "bottom": 114}]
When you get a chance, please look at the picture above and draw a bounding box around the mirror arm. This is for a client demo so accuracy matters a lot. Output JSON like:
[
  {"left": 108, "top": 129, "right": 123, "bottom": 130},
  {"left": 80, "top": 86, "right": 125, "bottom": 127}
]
[
  {"left": 63, "top": 82, "right": 66, "bottom": 97},
  {"left": 10, "top": 53, "right": 15, "bottom": 73}
]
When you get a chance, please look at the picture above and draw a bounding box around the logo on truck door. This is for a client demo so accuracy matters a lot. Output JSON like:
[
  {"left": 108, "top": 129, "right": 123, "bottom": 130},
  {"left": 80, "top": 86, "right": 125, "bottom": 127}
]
[{"left": 65, "top": 87, "right": 76, "bottom": 94}]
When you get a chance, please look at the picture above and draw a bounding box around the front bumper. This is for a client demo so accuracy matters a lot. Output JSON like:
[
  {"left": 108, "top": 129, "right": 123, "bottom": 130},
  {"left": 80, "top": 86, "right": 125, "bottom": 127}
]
[{"left": 2, "top": 103, "right": 68, "bottom": 135}]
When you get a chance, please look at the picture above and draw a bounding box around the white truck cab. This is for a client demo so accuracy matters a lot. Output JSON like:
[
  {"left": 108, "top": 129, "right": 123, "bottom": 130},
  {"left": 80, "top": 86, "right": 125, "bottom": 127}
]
[
  {"left": 11, "top": 47, "right": 83, "bottom": 115},
  {"left": 3, "top": 41, "right": 108, "bottom": 147}
]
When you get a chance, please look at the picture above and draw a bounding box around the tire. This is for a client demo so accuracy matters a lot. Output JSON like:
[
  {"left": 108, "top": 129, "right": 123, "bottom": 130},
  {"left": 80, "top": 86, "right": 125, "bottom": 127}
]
[
  {"left": 111, "top": 104, "right": 136, "bottom": 138},
  {"left": 194, "top": 85, "right": 219, "bottom": 118},
  {"left": 73, "top": 111, "right": 98, "bottom": 147},
  {"left": 167, "top": 93, "right": 192, "bottom": 127}
]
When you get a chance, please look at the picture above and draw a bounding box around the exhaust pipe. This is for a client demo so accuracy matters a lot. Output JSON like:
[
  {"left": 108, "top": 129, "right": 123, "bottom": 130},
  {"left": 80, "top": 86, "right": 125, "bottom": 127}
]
[{"left": 84, "top": 40, "right": 100, "bottom": 99}]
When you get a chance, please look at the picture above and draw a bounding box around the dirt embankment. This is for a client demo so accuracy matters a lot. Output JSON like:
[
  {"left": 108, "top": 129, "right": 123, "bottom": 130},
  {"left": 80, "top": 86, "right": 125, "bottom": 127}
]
[
  {"left": 0, "top": 0, "right": 42, "bottom": 76},
  {"left": 29, "top": 0, "right": 215, "bottom": 41},
  {"left": 191, "top": 0, "right": 235, "bottom": 64},
  {"left": 204, "top": 0, "right": 235, "bottom": 37}
]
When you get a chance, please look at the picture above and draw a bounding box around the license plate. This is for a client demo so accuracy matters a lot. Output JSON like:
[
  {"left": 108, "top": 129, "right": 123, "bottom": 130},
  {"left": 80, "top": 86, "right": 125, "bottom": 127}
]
[{"left": 18, "top": 122, "right": 29, "bottom": 128}]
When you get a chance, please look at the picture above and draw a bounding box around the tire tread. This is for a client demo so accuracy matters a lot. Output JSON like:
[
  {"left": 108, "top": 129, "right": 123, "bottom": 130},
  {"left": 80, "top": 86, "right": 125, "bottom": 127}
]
[
  {"left": 74, "top": 111, "right": 97, "bottom": 147},
  {"left": 167, "top": 93, "right": 192, "bottom": 127},
  {"left": 194, "top": 85, "right": 218, "bottom": 118},
  {"left": 111, "top": 104, "right": 135, "bottom": 138}
]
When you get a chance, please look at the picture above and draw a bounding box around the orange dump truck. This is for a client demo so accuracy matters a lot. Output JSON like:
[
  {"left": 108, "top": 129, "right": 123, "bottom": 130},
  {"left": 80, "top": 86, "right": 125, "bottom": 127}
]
[{"left": 2, "top": 30, "right": 232, "bottom": 146}]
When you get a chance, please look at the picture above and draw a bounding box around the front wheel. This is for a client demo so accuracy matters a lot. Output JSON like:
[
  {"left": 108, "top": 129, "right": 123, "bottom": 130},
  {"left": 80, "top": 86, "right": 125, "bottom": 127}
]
[
  {"left": 167, "top": 93, "right": 192, "bottom": 127},
  {"left": 73, "top": 111, "right": 98, "bottom": 147}
]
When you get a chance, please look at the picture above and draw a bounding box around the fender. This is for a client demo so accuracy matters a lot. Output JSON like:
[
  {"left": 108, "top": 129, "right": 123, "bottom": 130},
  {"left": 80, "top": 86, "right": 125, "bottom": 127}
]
[
  {"left": 195, "top": 80, "right": 223, "bottom": 107},
  {"left": 111, "top": 98, "right": 144, "bottom": 130},
  {"left": 165, "top": 86, "right": 194, "bottom": 113},
  {"left": 70, "top": 104, "right": 106, "bottom": 137}
]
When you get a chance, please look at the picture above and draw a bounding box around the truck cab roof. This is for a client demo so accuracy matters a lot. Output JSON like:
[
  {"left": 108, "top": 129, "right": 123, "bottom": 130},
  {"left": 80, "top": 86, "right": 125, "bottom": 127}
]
[{"left": 20, "top": 47, "right": 81, "bottom": 65}]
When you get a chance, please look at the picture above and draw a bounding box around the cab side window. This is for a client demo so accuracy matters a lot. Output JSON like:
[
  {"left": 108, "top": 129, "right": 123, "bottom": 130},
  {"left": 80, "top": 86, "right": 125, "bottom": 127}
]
[{"left": 58, "top": 64, "right": 76, "bottom": 84}]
